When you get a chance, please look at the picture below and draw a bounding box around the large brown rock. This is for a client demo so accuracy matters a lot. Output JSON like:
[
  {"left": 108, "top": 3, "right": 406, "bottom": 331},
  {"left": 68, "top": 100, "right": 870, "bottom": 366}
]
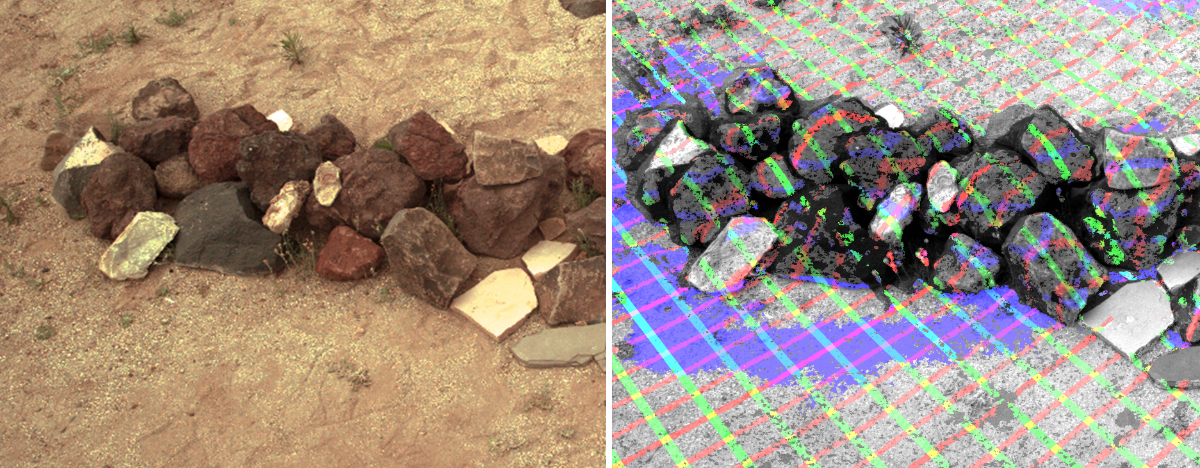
[
  {"left": 118, "top": 116, "right": 195, "bottom": 167},
  {"left": 381, "top": 208, "right": 478, "bottom": 308},
  {"left": 470, "top": 132, "right": 543, "bottom": 186},
  {"left": 188, "top": 104, "right": 278, "bottom": 183},
  {"left": 561, "top": 129, "right": 605, "bottom": 193},
  {"left": 154, "top": 154, "right": 206, "bottom": 199},
  {"left": 131, "top": 77, "right": 200, "bottom": 121},
  {"left": 235, "top": 131, "right": 322, "bottom": 210},
  {"left": 306, "top": 114, "right": 357, "bottom": 160},
  {"left": 561, "top": 196, "right": 604, "bottom": 249},
  {"left": 305, "top": 148, "right": 427, "bottom": 239},
  {"left": 536, "top": 256, "right": 604, "bottom": 325},
  {"left": 449, "top": 174, "right": 548, "bottom": 259},
  {"left": 387, "top": 110, "right": 468, "bottom": 182},
  {"left": 81, "top": 152, "right": 157, "bottom": 240},
  {"left": 316, "top": 225, "right": 385, "bottom": 281}
]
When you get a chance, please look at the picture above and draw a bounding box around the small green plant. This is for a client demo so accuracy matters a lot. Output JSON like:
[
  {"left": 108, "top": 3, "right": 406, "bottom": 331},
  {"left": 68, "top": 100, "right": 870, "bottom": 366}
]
[
  {"left": 34, "top": 324, "right": 56, "bottom": 341},
  {"left": 375, "top": 287, "right": 396, "bottom": 304},
  {"left": 119, "top": 314, "right": 135, "bottom": 328},
  {"left": 107, "top": 110, "right": 127, "bottom": 142},
  {"left": 879, "top": 12, "right": 924, "bottom": 57},
  {"left": 278, "top": 232, "right": 316, "bottom": 275},
  {"left": 7, "top": 104, "right": 22, "bottom": 118},
  {"left": 156, "top": 285, "right": 170, "bottom": 297},
  {"left": 372, "top": 137, "right": 395, "bottom": 152},
  {"left": 279, "top": 31, "right": 308, "bottom": 67},
  {"left": 228, "top": 17, "right": 239, "bottom": 26},
  {"left": 156, "top": 5, "right": 193, "bottom": 27},
  {"left": 424, "top": 179, "right": 460, "bottom": 240},
  {"left": 49, "top": 88, "right": 76, "bottom": 118},
  {"left": 49, "top": 65, "right": 78, "bottom": 87},
  {"left": 77, "top": 34, "right": 117, "bottom": 56},
  {"left": 328, "top": 359, "right": 372, "bottom": 391},
  {"left": 569, "top": 178, "right": 599, "bottom": 211},
  {"left": 574, "top": 230, "right": 601, "bottom": 258},
  {"left": 0, "top": 193, "right": 19, "bottom": 225},
  {"left": 117, "top": 25, "right": 146, "bottom": 45}
]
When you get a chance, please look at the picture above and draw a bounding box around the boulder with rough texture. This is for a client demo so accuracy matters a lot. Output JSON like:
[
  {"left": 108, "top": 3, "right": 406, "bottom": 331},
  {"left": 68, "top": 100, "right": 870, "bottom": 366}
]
[
  {"left": 451, "top": 268, "right": 537, "bottom": 341},
  {"left": 614, "top": 95, "right": 711, "bottom": 171},
  {"left": 1080, "top": 280, "right": 1172, "bottom": 359},
  {"left": 787, "top": 98, "right": 881, "bottom": 184},
  {"left": 686, "top": 217, "right": 777, "bottom": 293},
  {"left": 41, "top": 131, "right": 73, "bottom": 172},
  {"left": 262, "top": 180, "right": 311, "bottom": 234},
  {"left": 869, "top": 182, "right": 922, "bottom": 245},
  {"left": 913, "top": 107, "right": 974, "bottom": 157},
  {"left": 626, "top": 120, "right": 712, "bottom": 223},
  {"left": 235, "top": 130, "right": 322, "bottom": 210},
  {"left": 561, "top": 128, "right": 605, "bottom": 192},
  {"left": 381, "top": 208, "right": 478, "bottom": 308},
  {"left": 306, "top": 114, "right": 357, "bottom": 160},
  {"left": 1003, "top": 213, "right": 1108, "bottom": 325},
  {"left": 118, "top": 116, "right": 194, "bottom": 167},
  {"left": 710, "top": 113, "right": 785, "bottom": 163},
  {"left": 718, "top": 63, "right": 793, "bottom": 116},
  {"left": 749, "top": 153, "right": 805, "bottom": 199},
  {"left": 1097, "top": 128, "right": 1177, "bottom": 190},
  {"left": 98, "top": 211, "right": 179, "bottom": 281},
  {"left": 315, "top": 225, "right": 385, "bottom": 281},
  {"left": 509, "top": 323, "right": 605, "bottom": 368},
  {"left": 536, "top": 256, "right": 604, "bottom": 325},
  {"left": 522, "top": 241, "right": 578, "bottom": 280},
  {"left": 668, "top": 152, "right": 752, "bottom": 246},
  {"left": 154, "top": 154, "right": 205, "bottom": 199},
  {"left": 1074, "top": 181, "right": 1180, "bottom": 270},
  {"left": 317, "top": 147, "right": 427, "bottom": 239},
  {"left": 188, "top": 104, "right": 277, "bottom": 183},
  {"left": 470, "top": 132, "right": 543, "bottom": 186},
  {"left": 387, "top": 110, "right": 468, "bottom": 182},
  {"left": 953, "top": 149, "right": 1050, "bottom": 249},
  {"left": 449, "top": 171, "right": 549, "bottom": 259},
  {"left": 81, "top": 152, "right": 157, "bottom": 240},
  {"left": 1148, "top": 346, "right": 1200, "bottom": 389},
  {"left": 313, "top": 160, "right": 341, "bottom": 207},
  {"left": 932, "top": 233, "right": 1002, "bottom": 294},
  {"left": 539, "top": 217, "right": 566, "bottom": 240},
  {"left": 174, "top": 182, "right": 284, "bottom": 276},
  {"left": 840, "top": 128, "right": 928, "bottom": 210},
  {"left": 52, "top": 128, "right": 121, "bottom": 219},
  {"left": 131, "top": 77, "right": 200, "bottom": 121}
]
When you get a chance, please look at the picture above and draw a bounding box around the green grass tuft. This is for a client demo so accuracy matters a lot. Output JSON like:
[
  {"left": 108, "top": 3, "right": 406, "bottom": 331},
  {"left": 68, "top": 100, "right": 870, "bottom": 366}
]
[
  {"left": 574, "top": 230, "right": 601, "bottom": 259},
  {"left": 155, "top": 5, "right": 193, "bottom": 27},
  {"left": 117, "top": 25, "right": 146, "bottom": 45},
  {"left": 77, "top": 34, "right": 117, "bottom": 56},
  {"left": 34, "top": 324, "right": 55, "bottom": 341},
  {"left": 569, "top": 178, "right": 599, "bottom": 211},
  {"left": 424, "top": 179, "right": 460, "bottom": 240},
  {"left": 48, "top": 65, "right": 78, "bottom": 87},
  {"left": 280, "top": 31, "right": 308, "bottom": 67},
  {"left": 372, "top": 137, "right": 395, "bottom": 152}
]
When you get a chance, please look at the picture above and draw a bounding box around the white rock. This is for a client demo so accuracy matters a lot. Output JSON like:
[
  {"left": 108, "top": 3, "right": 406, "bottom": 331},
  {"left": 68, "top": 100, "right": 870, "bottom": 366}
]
[
  {"left": 1158, "top": 250, "right": 1200, "bottom": 294},
  {"left": 875, "top": 104, "right": 905, "bottom": 129},
  {"left": 52, "top": 127, "right": 122, "bottom": 219},
  {"left": 98, "top": 211, "right": 179, "bottom": 281},
  {"left": 926, "top": 161, "right": 959, "bottom": 213},
  {"left": 646, "top": 120, "right": 709, "bottom": 172},
  {"left": 686, "top": 217, "right": 777, "bottom": 293},
  {"left": 1172, "top": 134, "right": 1199, "bottom": 158},
  {"left": 1081, "top": 281, "right": 1173, "bottom": 360},
  {"left": 451, "top": 268, "right": 537, "bottom": 341},
  {"left": 262, "top": 180, "right": 312, "bottom": 234},
  {"left": 267, "top": 110, "right": 293, "bottom": 132},
  {"left": 869, "top": 183, "right": 922, "bottom": 245},
  {"left": 522, "top": 241, "right": 578, "bottom": 280},
  {"left": 313, "top": 161, "right": 341, "bottom": 207},
  {"left": 535, "top": 135, "right": 569, "bottom": 156}
]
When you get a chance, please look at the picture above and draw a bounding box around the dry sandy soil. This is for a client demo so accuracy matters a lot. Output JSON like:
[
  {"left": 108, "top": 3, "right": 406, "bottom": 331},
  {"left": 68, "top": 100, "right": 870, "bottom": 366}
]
[{"left": 0, "top": 0, "right": 605, "bottom": 466}]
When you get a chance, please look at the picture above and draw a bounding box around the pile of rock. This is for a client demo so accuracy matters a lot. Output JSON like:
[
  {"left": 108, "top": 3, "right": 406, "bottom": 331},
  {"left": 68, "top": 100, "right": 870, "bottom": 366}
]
[
  {"left": 42, "top": 77, "right": 605, "bottom": 368},
  {"left": 617, "top": 63, "right": 1200, "bottom": 385}
]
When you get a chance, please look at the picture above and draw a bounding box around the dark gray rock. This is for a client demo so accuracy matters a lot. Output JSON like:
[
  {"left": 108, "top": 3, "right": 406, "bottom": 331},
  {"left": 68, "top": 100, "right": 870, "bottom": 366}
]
[
  {"left": 840, "top": 128, "right": 929, "bottom": 210},
  {"left": 557, "top": 0, "right": 604, "bottom": 19},
  {"left": 1002, "top": 213, "right": 1108, "bottom": 325},
  {"left": 668, "top": 152, "right": 752, "bottom": 246},
  {"left": 381, "top": 208, "right": 478, "bottom": 309},
  {"left": 537, "top": 256, "right": 604, "bottom": 325},
  {"left": 787, "top": 98, "right": 880, "bottom": 185},
  {"left": 932, "top": 233, "right": 1002, "bottom": 294},
  {"left": 1097, "top": 128, "right": 1177, "bottom": 190},
  {"left": 1073, "top": 181, "right": 1180, "bottom": 270},
  {"left": 305, "top": 114, "right": 357, "bottom": 160},
  {"left": 913, "top": 107, "right": 974, "bottom": 157},
  {"left": 235, "top": 130, "right": 323, "bottom": 210},
  {"left": 952, "top": 149, "right": 1050, "bottom": 249},
  {"left": 174, "top": 182, "right": 284, "bottom": 276},
  {"left": 509, "top": 323, "right": 604, "bottom": 368},
  {"left": 749, "top": 153, "right": 805, "bottom": 199}
]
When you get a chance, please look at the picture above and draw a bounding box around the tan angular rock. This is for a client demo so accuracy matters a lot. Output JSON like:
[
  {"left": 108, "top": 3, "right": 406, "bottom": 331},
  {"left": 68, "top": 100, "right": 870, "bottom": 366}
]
[
  {"left": 267, "top": 110, "right": 294, "bottom": 132},
  {"left": 313, "top": 160, "right": 341, "bottom": 207},
  {"left": 1081, "top": 280, "right": 1173, "bottom": 360},
  {"left": 469, "top": 131, "right": 543, "bottom": 186},
  {"left": 451, "top": 268, "right": 537, "bottom": 341},
  {"left": 98, "top": 211, "right": 179, "bottom": 281},
  {"left": 522, "top": 241, "right": 578, "bottom": 280},
  {"left": 52, "top": 127, "right": 122, "bottom": 219},
  {"left": 875, "top": 103, "right": 905, "bottom": 129},
  {"left": 539, "top": 217, "right": 566, "bottom": 240},
  {"left": 262, "top": 180, "right": 312, "bottom": 234},
  {"left": 535, "top": 135, "right": 569, "bottom": 156}
]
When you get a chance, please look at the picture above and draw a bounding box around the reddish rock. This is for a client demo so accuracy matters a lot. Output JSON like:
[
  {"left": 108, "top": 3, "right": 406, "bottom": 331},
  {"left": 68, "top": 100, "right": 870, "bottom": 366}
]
[
  {"left": 387, "top": 110, "right": 468, "bottom": 182},
  {"left": 234, "top": 131, "right": 322, "bottom": 210},
  {"left": 561, "top": 128, "right": 605, "bottom": 193},
  {"left": 316, "top": 226, "right": 386, "bottom": 281},
  {"left": 41, "top": 131, "right": 73, "bottom": 171},
  {"left": 154, "top": 154, "right": 206, "bottom": 199},
  {"left": 536, "top": 256, "right": 604, "bottom": 325},
  {"left": 306, "top": 114, "right": 357, "bottom": 160},
  {"left": 188, "top": 104, "right": 278, "bottom": 183},
  {"left": 313, "top": 148, "right": 427, "bottom": 239},
  {"left": 81, "top": 152, "right": 157, "bottom": 240},
  {"left": 131, "top": 77, "right": 200, "bottom": 121},
  {"left": 449, "top": 174, "right": 548, "bottom": 259},
  {"left": 118, "top": 116, "right": 195, "bottom": 167}
]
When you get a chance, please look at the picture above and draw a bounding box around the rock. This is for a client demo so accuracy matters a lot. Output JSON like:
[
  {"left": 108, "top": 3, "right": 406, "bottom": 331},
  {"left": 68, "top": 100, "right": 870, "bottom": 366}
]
[
  {"left": 324, "top": 147, "right": 427, "bottom": 239},
  {"left": 718, "top": 63, "right": 793, "bottom": 115},
  {"left": 470, "top": 132, "right": 544, "bottom": 186},
  {"left": 1002, "top": 213, "right": 1108, "bottom": 325},
  {"left": 787, "top": 98, "right": 881, "bottom": 184},
  {"left": 765, "top": 184, "right": 895, "bottom": 286},
  {"left": 1176, "top": 225, "right": 1200, "bottom": 252},
  {"left": 117, "top": 116, "right": 194, "bottom": 167},
  {"left": 174, "top": 182, "right": 284, "bottom": 276},
  {"left": 535, "top": 135, "right": 568, "bottom": 156},
  {"left": 52, "top": 128, "right": 121, "bottom": 219},
  {"left": 914, "top": 107, "right": 974, "bottom": 157},
  {"left": 306, "top": 114, "right": 356, "bottom": 160},
  {"left": 509, "top": 323, "right": 605, "bottom": 368},
  {"left": 749, "top": 153, "right": 805, "bottom": 199},
  {"left": 710, "top": 113, "right": 785, "bottom": 163},
  {"left": 1080, "top": 280, "right": 1172, "bottom": 359},
  {"left": 840, "top": 128, "right": 929, "bottom": 210},
  {"left": 626, "top": 120, "right": 712, "bottom": 223},
  {"left": 154, "top": 154, "right": 205, "bottom": 199},
  {"left": 381, "top": 208, "right": 478, "bottom": 308},
  {"left": 522, "top": 241, "right": 578, "bottom": 280},
  {"left": 932, "top": 233, "right": 1002, "bottom": 294},
  {"left": 1174, "top": 134, "right": 1200, "bottom": 191},
  {"left": 1097, "top": 128, "right": 1177, "bottom": 189},
  {"left": 188, "top": 104, "right": 278, "bottom": 183},
  {"left": 539, "top": 217, "right": 566, "bottom": 240},
  {"left": 313, "top": 161, "right": 341, "bottom": 207},
  {"left": 686, "top": 217, "right": 777, "bottom": 293},
  {"left": 668, "top": 152, "right": 752, "bottom": 246},
  {"left": 98, "top": 211, "right": 179, "bottom": 281},
  {"left": 1148, "top": 346, "right": 1200, "bottom": 389},
  {"left": 614, "top": 96, "right": 711, "bottom": 171},
  {"left": 980, "top": 103, "right": 1034, "bottom": 150},
  {"left": 1074, "top": 181, "right": 1180, "bottom": 270},
  {"left": 868, "top": 182, "right": 922, "bottom": 245},
  {"left": 1169, "top": 277, "right": 1200, "bottom": 343},
  {"left": 266, "top": 110, "right": 293, "bottom": 132},
  {"left": 235, "top": 130, "right": 322, "bottom": 210},
  {"left": 1158, "top": 251, "right": 1200, "bottom": 294},
  {"left": 557, "top": 0, "right": 604, "bottom": 19},
  {"left": 925, "top": 161, "right": 959, "bottom": 213},
  {"left": 561, "top": 129, "right": 605, "bottom": 192},
  {"left": 387, "top": 110, "right": 468, "bottom": 182},
  {"left": 262, "top": 180, "right": 311, "bottom": 234},
  {"left": 81, "top": 152, "right": 157, "bottom": 240},
  {"left": 449, "top": 171, "right": 548, "bottom": 259},
  {"left": 315, "top": 225, "right": 385, "bottom": 281},
  {"left": 1006, "top": 106, "right": 1095, "bottom": 184},
  {"left": 40, "top": 131, "right": 73, "bottom": 172},
  {"left": 131, "top": 77, "right": 200, "bottom": 121},
  {"left": 563, "top": 197, "right": 604, "bottom": 249},
  {"left": 1173, "top": 134, "right": 1200, "bottom": 158},
  {"left": 875, "top": 104, "right": 905, "bottom": 129},
  {"left": 953, "top": 149, "right": 1049, "bottom": 249},
  {"left": 536, "top": 256, "right": 604, "bottom": 325},
  {"left": 450, "top": 268, "right": 537, "bottom": 341}
]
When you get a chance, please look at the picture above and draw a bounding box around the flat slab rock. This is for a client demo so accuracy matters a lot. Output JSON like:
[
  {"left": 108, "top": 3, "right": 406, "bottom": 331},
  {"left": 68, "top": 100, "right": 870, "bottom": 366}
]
[
  {"left": 451, "top": 268, "right": 537, "bottom": 341},
  {"left": 98, "top": 211, "right": 178, "bottom": 281},
  {"left": 509, "top": 323, "right": 604, "bottom": 368},
  {"left": 522, "top": 240, "right": 577, "bottom": 280},
  {"left": 1158, "top": 250, "right": 1200, "bottom": 294},
  {"left": 1149, "top": 346, "right": 1200, "bottom": 389},
  {"left": 1080, "top": 280, "right": 1172, "bottom": 360}
]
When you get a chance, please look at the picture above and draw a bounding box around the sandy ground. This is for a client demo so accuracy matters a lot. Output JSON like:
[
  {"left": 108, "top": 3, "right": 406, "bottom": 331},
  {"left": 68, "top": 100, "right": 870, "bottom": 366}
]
[{"left": 0, "top": 0, "right": 605, "bottom": 466}]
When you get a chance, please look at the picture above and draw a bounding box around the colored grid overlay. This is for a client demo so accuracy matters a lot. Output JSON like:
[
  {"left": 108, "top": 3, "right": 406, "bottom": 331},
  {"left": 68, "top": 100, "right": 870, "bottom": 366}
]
[{"left": 611, "top": 0, "right": 1200, "bottom": 466}]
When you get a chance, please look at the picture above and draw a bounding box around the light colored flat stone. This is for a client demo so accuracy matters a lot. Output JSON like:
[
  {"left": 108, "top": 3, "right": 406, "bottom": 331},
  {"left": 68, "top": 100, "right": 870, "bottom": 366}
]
[
  {"left": 313, "top": 161, "right": 341, "bottom": 207},
  {"left": 1172, "top": 134, "right": 1199, "bottom": 158},
  {"left": 436, "top": 119, "right": 455, "bottom": 136},
  {"left": 509, "top": 323, "right": 604, "bottom": 368},
  {"left": 1149, "top": 346, "right": 1200, "bottom": 389},
  {"left": 1158, "top": 250, "right": 1200, "bottom": 294},
  {"left": 1081, "top": 280, "right": 1173, "bottom": 360},
  {"left": 267, "top": 110, "right": 293, "bottom": 132},
  {"left": 539, "top": 217, "right": 566, "bottom": 240},
  {"left": 451, "top": 268, "right": 537, "bottom": 341},
  {"left": 875, "top": 103, "right": 905, "bottom": 129},
  {"left": 522, "top": 241, "right": 578, "bottom": 280},
  {"left": 645, "top": 120, "right": 709, "bottom": 172},
  {"left": 98, "top": 211, "right": 179, "bottom": 281},
  {"left": 535, "top": 135, "right": 569, "bottom": 156},
  {"left": 262, "top": 180, "right": 311, "bottom": 234},
  {"left": 686, "top": 217, "right": 777, "bottom": 293}
]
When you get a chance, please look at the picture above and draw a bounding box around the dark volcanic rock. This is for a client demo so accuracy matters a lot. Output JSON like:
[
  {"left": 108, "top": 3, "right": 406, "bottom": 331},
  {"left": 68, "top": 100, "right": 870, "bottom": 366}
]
[
  {"left": 914, "top": 107, "right": 974, "bottom": 157},
  {"left": 1074, "top": 181, "right": 1181, "bottom": 270},
  {"left": 154, "top": 154, "right": 206, "bottom": 199},
  {"left": 536, "top": 256, "right": 605, "bottom": 325},
  {"left": 1006, "top": 105, "right": 1094, "bottom": 184},
  {"left": 1002, "top": 212, "right": 1108, "bottom": 325},
  {"left": 387, "top": 110, "right": 467, "bottom": 182},
  {"left": 710, "top": 112, "right": 785, "bottom": 162},
  {"left": 668, "top": 152, "right": 752, "bottom": 246},
  {"left": 718, "top": 63, "right": 794, "bottom": 116},
  {"left": 764, "top": 184, "right": 895, "bottom": 285},
  {"left": 952, "top": 149, "right": 1050, "bottom": 249},
  {"left": 787, "top": 98, "right": 881, "bottom": 185},
  {"left": 449, "top": 172, "right": 549, "bottom": 259},
  {"left": 840, "top": 128, "right": 929, "bottom": 210},
  {"left": 932, "top": 233, "right": 1002, "bottom": 294},
  {"left": 381, "top": 208, "right": 478, "bottom": 308},
  {"left": 81, "top": 152, "right": 157, "bottom": 240},
  {"left": 174, "top": 182, "right": 284, "bottom": 276},
  {"left": 626, "top": 120, "right": 712, "bottom": 223},
  {"left": 324, "top": 147, "right": 427, "bottom": 239},
  {"left": 558, "top": 0, "right": 604, "bottom": 19},
  {"left": 1097, "top": 128, "right": 1178, "bottom": 190},
  {"left": 117, "top": 116, "right": 194, "bottom": 167},
  {"left": 131, "top": 77, "right": 200, "bottom": 122},
  {"left": 750, "top": 153, "right": 805, "bottom": 199},
  {"left": 235, "top": 131, "right": 323, "bottom": 210},
  {"left": 315, "top": 225, "right": 385, "bottom": 281},
  {"left": 188, "top": 104, "right": 278, "bottom": 183},
  {"left": 561, "top": 129, "right": 605, "bottom": 193},
  {"left": 306, "top": 114, "right": 357, "bottom": 160},
  {"left": 614, "top": 95, "right": 711, "bottom": 171}
]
